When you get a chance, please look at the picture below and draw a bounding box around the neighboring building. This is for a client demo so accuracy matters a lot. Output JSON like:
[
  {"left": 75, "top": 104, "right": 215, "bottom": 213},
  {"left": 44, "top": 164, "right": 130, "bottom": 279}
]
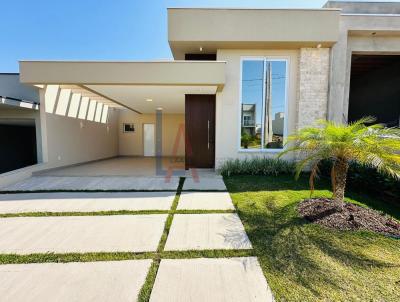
[
  {"left": 324, "top": 1, "right": 400, "bottom": 126},
  {"left": 272, "top": 112, "right": 284, "bottom": 137},
  {"left": 0, "top": 74, "right": 40, "bottom": 173},
  {"left": 2, "top": 1, "right": 400, "bottom": 181},
  {"left": 241, "top": 104, "right": 256, "bottom": 136}
]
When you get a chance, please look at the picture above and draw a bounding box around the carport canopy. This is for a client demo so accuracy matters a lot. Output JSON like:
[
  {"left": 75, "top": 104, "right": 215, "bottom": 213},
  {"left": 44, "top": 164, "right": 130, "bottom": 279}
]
[{"left": 19, "top": 61, "right": 225, "bottom": 114}]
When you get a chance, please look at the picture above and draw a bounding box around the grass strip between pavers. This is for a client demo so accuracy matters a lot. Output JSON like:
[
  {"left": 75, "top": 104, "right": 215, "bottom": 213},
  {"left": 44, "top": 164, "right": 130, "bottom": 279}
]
[
  {"left": 137, "top": 177, "right": 184, "bottom": 302},
  {"left": 0, "top": 177, "right": 251, "bottom": 302},
  {"left": 0, "top": 249, "right": 255, "bottom": 265},
  {"left": 0, "top": 252, "right": 155, "bottom": 264},
  {"left": 0, "top": 209, "right": 235, "bottom": 218}
]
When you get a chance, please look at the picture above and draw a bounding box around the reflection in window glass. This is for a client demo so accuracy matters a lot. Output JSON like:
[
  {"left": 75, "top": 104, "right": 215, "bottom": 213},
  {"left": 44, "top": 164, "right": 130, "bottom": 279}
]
[
  {"left": 265, "top": 61, "right": 286, "bottom": 149},
  {"left": 240, "top": 59, "right": 287, "bottom": 150},
  {"left": 241, "top": 60, "right": 264, "bottom": 149}
]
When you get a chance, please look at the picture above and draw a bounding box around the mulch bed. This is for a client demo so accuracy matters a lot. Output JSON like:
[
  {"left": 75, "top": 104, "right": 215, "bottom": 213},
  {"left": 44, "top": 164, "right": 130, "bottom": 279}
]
[{"left": 298, "top": 198, "right": 400, "bottom": 238}]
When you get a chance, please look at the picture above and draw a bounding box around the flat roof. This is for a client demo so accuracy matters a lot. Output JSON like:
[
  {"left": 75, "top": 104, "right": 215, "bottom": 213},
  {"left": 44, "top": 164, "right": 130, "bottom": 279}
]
[
  {"left": 19, "top": 60, "right": 226, "bottom": 91},
  {"left": 0, "top": 73, "right": 39, "bottom": 104},
  {"left": 324, "top": 1, "right": 400, "bottom": 14},
  {"left": 167, "top": 7, "right": 341, "bottom": 11},
  {"left": 168, "top": 8, "right": 340, "bottom": 59}
]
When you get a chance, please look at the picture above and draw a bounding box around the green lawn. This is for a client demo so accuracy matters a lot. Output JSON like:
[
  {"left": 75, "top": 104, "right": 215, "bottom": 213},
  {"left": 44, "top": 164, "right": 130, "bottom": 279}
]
[{"left": 225, "top": 175, "right": 400, "bottom": 302}]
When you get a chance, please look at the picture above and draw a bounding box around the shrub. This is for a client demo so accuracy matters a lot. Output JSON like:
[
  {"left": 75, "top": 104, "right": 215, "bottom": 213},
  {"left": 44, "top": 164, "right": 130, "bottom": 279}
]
[
  {"left": 218, "top": 157, "right": 295, "bottom": 177},
  {"left": 241, "top": 133, "right": 252, "bottom": 149}
]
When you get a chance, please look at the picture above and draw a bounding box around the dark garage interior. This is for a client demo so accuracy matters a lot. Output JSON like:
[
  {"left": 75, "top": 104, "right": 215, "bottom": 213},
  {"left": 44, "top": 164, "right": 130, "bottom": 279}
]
[
  {"left": 0, "top": 121, "right": 37, "bottom": 174},
  {"left": 349, "top": 54, "right": 400, "bottom": 127}
]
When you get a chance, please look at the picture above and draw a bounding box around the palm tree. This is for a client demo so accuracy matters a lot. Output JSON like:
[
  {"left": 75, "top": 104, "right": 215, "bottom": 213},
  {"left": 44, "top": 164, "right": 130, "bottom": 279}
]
[{"left": 279, "top": 117, "right": 400, "bottom": 209}]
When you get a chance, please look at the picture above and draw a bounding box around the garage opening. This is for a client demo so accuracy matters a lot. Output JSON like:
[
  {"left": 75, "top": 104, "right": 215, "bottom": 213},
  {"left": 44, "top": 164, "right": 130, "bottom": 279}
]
[
  {"left": 348, "top": 54, "right": 400, "bottom": 127},
  {"left": 0, "top": 120, "right": 37, "bottom": 173}
]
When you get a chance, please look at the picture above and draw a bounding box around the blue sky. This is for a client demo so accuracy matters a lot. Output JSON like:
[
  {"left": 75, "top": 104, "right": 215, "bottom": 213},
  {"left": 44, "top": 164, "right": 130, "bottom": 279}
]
[{"left": 1, "top": 0, "right": 397, "bottom": 72}]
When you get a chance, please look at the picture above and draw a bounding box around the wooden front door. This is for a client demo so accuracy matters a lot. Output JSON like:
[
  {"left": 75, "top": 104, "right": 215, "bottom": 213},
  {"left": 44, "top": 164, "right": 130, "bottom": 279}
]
[{"left": 185, "top": 95, "right": 215, "bottom": 169}]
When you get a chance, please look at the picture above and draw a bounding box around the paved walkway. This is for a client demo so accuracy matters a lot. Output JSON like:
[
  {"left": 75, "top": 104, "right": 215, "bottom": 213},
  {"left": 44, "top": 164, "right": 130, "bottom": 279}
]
[
  {"left": 0, "top": 215, "right": 167, "bottom": 254},
  {"left": 0, "top": 176, "right": 273, "bottom": 301},
  {"left": 0, "top": 260, "right": 151, "bottom": 302},
  {"left": 150, "top": 258, "right": 274, "bottom": 302},
  {"left": 1, "top": 176, "right": 180, "bottom": 191},
  {"left": 0, "top": 192, "right": 175, "bottom": 213}
]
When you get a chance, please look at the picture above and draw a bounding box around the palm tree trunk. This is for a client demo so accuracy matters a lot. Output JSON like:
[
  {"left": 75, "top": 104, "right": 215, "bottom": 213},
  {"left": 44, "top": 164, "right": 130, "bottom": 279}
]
[{"left": 332, "top": 158, "right": 349, "bottom": 210}]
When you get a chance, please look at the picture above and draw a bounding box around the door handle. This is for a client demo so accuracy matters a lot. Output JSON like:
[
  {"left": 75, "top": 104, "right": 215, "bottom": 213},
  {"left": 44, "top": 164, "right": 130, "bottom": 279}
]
[{"left": 207, "top": 120, "right": 210, "bottom": 150}]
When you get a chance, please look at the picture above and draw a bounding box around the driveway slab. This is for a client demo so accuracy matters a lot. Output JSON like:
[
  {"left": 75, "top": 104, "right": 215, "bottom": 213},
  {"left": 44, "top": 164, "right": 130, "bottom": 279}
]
[
  {"left": 149, "top": 257, "right": 274, "bottom": 302},
  {"left": 177, "top": 192, "right": 234, "bottom": 210},
  {"left": 0, "top": 260, "right": 151, "bottom": 302},
  {"left": 182, "top": 178, "right": 227, "bottom": 191},
  {"left": 0, "top": 192, "right": 175, "bottom": 213},
  {"left": 0, "top": 215, "right": 167, "bottom": 254},
  {"left": 164, "top": 214, "right": 252, "bottom": 251},
  {"left": 2, "top": 176, "right": 179, "bottom": 191}
]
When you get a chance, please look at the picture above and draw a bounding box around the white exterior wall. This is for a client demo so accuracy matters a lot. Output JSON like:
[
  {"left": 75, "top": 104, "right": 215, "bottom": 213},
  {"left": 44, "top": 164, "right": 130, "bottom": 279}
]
[
  {"left": 39, "top": 85, "right": 119, "bottom": 169},
  {"left": 215, "top": 49, "right": 299, "bottom": 168},
  {"left": 118, "top": 110, "right": 185, "bottom": 157}
]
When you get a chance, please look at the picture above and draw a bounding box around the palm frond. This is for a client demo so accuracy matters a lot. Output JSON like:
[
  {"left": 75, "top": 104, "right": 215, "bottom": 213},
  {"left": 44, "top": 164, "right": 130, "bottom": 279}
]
[{"left": 279, "top": 117, "right": 400, "bottom": 198}]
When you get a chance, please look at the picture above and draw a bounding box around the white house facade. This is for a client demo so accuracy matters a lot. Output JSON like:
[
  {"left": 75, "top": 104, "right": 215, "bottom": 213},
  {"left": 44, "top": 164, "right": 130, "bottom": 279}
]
[{"left": 1, "top": 1, "right": 400, "bottom": 185}]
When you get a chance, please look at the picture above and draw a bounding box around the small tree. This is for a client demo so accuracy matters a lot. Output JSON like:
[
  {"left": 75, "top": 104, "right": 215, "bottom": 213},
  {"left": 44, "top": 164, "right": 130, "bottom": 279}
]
[
  {"left": 279, "top": 117, "right": 400, "bottom": 209},
  {"left": 241, "top": 133, "right": 252, "bottom": 149}
]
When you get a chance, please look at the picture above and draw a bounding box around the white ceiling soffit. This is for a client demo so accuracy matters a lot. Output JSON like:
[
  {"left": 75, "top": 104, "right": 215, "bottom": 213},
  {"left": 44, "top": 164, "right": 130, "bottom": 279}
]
[
  {"left": 59, "top": 85, "right": 123, "bottom": 109},
  {"left": 85, "top": 85, "right": 217, "bottom": 114}
]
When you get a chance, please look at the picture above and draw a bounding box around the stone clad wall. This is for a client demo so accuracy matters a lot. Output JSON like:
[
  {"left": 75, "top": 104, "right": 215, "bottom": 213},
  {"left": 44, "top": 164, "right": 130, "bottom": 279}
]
[{"left": 297, "top": 48, "right": 330, "bottom": 130}]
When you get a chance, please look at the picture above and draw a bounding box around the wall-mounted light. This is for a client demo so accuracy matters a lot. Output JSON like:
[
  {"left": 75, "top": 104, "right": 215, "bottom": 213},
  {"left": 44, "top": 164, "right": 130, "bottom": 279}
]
[
  {"left": 316, "top": 43, "right": 322, "bottom": 49},
  {"left": 199, "top": 46, "right": 203, "bottom": 52},
  {"left": 146, "top": 98, "right": 153, "bottom": 102},
  {"left": 157, "top": 107, "right": 163, "bottom": 111}
]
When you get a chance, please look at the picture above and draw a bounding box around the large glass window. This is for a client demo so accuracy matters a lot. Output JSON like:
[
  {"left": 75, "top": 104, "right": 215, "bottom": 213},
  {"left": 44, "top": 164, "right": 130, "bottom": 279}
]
[{"left": 240, "top": 58, "right": 287, "bottom": 150}]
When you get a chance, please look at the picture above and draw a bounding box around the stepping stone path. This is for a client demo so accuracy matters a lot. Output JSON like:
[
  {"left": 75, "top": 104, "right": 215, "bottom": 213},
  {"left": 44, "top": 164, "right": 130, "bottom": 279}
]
[
  {"left": 182, "top": 177, "right": 227, "bottom": 191},
  {"left": 177, "top": 191, "right": 235, "bottom": 210},
  {"left": 0, "top": 192, "right": 175, "bottom": 213},
  {"left": 0, "top": 215, "right": 167, "bottom": 254},
  {"left": 0, "top": 260, "right": 151, "bottom": 302},
  {"left": 164, "top": 213, "right": 252, "bottom": 251},
  {"left": 1, "top": 176, "right": 180, "bottom": 191},
  {"left": 150, "top": 257, "right": 274, "bottom": 302},
  {"left": 0, "top": 175, "right": 273, "bottom": 301}
]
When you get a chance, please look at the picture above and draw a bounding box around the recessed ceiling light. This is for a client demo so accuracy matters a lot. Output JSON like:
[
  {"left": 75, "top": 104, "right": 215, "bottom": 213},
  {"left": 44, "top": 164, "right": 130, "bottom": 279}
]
[{"left": 146, "top": 98, "right": 152, "bottom": 102}]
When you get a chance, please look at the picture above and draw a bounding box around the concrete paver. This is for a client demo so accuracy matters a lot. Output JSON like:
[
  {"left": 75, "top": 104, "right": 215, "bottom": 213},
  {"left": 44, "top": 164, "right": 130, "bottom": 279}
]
[
  {"left": 0, "top": 260, "right": 152, "bottom": 302},
  {"left": 164, "top": 214, "right": 252, "bottom": 251},
  {"left": 2, "top": 176, "right": 179, "bottom": 191},
  {"left": 0, "top": 192, "right": 174, "bottom": 213},
  {"left": 149, "top": 257, "right": 274, "bottom": 302},
  {"left": 177, "top": 192, "right": 234, "bottom": 210},
  {"left": 182, "top": 178, "right": 227, "bottom": 191},
  {"left": 0, "top": 215, "right": 167, "bottom": 254}
]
